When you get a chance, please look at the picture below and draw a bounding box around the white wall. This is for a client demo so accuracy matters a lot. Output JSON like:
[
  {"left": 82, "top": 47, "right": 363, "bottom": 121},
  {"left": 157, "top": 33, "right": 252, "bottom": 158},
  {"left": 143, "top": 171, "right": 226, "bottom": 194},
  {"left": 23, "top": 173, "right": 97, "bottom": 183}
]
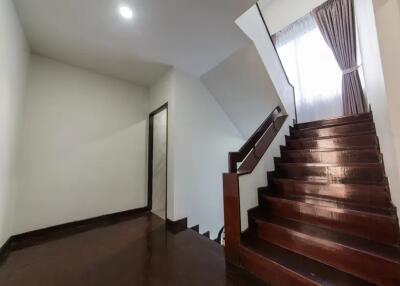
[
  {"left": 149, "top": 68, "right": 244, "bottom": 238},
  {"left": 372, "top": 0, "right": 400, "bottom": 215},
  {"left": 14, "top": 55, "right": 149, "bottom": 234},
  {"left": 258, "top": 0, "right": 327, "bottom": 34},
  {"left": 0, "top": 0, "right": 30, "bottom": 246},
  {"left": 149, "top": 70, "right": 175, "bottom": 113},
  {"left": 173, "top": 70, "right": 244, "bottom": 238},
  {"left": 354, "top": 0, "right": 400, "bottom": 217},
  {"left": 202, "top": 44, "right": 282, "bottom": 139},
  {"left": 236, "top": 5, "right": 295, "bottom": 122}
]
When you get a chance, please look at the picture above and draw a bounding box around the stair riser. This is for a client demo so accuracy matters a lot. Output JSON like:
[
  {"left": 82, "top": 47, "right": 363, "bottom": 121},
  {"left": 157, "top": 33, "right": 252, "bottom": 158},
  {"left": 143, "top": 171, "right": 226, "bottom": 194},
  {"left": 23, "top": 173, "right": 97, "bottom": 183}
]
[
  {"left": 261, "top": 197, "right": 398, "bottom": 245},
  {"left": 295, "top": 113, "right": 372, "bottom": 130},
  {"left": 281, "top": 150, "right": 381, "bottom": 164},
  {"left": 240, "top": 246, "right": 319, "bottom": 286},
  {"left": 291, "top": 122, "right": 375, "bottom": 139},
  {"left": 277, "top": 165, "right": 385, "bottom": 183},
  {"left": 270, "top": 180, "right": 390, "bottom": 207},
  {"left": 253, "top": 220, "right": 400, "bottom": 286},
  {"left": 286, "top": 135, "right": 378, "bottom": 150}
]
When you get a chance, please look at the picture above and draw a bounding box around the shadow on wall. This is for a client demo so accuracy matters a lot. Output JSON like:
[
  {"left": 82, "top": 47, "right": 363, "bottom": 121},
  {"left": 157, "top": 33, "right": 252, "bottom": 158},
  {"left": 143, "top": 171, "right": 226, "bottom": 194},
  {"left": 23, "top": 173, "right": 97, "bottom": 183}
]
[{"left": 202, "top": 44, "right": 283, "bottom": 139}]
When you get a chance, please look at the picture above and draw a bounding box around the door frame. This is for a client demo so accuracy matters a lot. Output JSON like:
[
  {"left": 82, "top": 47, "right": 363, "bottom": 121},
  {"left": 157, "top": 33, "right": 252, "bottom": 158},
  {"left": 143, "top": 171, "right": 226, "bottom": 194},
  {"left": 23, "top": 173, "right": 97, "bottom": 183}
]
[{"left": 147, "top": 103, "right": 168, "bottom": 218}]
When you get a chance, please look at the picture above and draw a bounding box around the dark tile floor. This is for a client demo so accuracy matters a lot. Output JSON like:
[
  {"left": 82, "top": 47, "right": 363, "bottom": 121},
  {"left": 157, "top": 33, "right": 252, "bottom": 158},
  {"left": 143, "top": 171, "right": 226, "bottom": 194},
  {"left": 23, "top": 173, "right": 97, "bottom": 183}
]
[{"left": 0, "top": 213, "right": 266, "bottom": 286}]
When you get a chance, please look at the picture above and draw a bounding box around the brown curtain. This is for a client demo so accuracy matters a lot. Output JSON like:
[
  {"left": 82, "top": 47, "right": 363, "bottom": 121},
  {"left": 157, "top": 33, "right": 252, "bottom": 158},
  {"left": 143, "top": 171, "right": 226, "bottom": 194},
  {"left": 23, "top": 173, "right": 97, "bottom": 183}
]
[{"left": 312, "top": 0, "right": 367, "bottom": 115}]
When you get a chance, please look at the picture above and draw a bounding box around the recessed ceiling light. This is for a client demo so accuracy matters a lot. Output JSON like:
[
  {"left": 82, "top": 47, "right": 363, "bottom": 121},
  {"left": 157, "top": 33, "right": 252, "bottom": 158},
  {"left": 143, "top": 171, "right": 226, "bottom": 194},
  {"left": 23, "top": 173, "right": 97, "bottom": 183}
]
[{"left": 118, "top": 5, "right": 134, "bottom": 20}]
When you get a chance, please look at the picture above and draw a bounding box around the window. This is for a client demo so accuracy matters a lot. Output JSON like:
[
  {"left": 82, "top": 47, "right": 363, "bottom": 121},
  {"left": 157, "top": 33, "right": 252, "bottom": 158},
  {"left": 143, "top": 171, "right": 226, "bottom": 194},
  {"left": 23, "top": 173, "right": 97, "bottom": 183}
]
[{"left": 275, "top": 15, "right": 343, "bottom": 123}]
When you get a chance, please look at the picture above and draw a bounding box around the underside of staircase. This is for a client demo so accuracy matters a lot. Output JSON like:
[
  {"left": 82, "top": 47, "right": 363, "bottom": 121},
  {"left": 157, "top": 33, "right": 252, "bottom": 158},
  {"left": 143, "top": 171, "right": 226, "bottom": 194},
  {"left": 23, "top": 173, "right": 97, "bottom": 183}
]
[{"left": 239, "top": 112, "right": 400, "bottom": 286}]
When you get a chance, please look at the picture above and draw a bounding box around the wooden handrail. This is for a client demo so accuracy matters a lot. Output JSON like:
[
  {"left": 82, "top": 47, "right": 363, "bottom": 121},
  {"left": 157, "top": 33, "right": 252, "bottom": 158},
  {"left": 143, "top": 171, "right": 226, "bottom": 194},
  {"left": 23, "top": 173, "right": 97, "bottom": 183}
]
[
  {"left": 223, "top": 106, "right": 288, "bottom": 264},
  {"left": 228, "top": 106, "right": 283, "bottom": 173}
]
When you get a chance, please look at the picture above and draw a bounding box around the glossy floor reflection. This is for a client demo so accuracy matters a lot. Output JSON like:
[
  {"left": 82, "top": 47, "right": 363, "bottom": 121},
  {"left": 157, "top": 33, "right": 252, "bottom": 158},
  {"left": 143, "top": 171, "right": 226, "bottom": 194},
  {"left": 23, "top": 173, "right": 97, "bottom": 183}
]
[{"left": 0, "top": 213, "right": 266, "bottom": 286}]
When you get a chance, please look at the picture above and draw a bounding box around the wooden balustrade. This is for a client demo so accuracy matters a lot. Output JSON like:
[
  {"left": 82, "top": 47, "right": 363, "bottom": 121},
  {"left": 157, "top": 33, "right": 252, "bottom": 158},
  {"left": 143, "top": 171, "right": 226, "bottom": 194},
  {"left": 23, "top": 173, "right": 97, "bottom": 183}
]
[{"left": 223, "top": 106, "right": 287, "bottom": 265}]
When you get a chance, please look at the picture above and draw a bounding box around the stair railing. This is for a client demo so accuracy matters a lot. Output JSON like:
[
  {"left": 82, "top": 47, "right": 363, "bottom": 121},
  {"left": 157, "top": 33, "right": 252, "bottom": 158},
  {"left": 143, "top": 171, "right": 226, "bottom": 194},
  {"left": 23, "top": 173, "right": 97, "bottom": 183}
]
[{"left": 223, "top": 105, "right": 288, "bottom": 264}]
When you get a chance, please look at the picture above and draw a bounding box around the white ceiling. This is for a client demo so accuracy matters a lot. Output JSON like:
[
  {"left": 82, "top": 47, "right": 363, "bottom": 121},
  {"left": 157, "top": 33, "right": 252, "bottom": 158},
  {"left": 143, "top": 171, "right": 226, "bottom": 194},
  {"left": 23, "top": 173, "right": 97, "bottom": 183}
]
[{"left": 14, "top": 0, "right": 255, "bottom": 87}]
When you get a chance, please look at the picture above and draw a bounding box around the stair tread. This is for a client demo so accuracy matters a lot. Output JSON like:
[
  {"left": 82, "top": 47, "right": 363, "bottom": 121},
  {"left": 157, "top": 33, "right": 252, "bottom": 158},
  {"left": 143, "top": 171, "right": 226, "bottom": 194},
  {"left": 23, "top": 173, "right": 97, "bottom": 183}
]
[
  {"left": 262, "top": 186, "right": 391, "bottom": 211},
  {"left": 295, "top": 113, "right": 372, "bottom": 130},
  {"left": 262, "top": 193, "right": 395, "bottom": 216},
  {"left": 291, "top": 131, "right": 375, "bottom": 141},
  {"left": 292, "top": 130, "right": 375, "bottom": 140},
  {"left": 283, "top": 146, "right": 379, "bottom": 152},
  {"left": 273, "top": 173, "right": 388, "bottom": 185},
  {"left": 275, "top": 162, "right": 386, "bottom": 184},
  {"left": 271, "top": 177, "right": 388, "bottom": 188},
  {"left": 241, "top": 234, "right": 374, "bottom": 286},
  {"left": 292, "top": 120, "right": 374, "bottom": 132},
  {"left": 278, "top": 162, "right": 382, "bottom": 167},
  {"left": 267, "top": 177, "right": 391, "bottom": 208},
  {"left": 287, "top": 133, "right": 376, "bottom": 142},
  {"left": 250, "top": 210, "right": 400, "bottom": 263},
  {"left": 280, "top": 149, "right": 382, "bottom": 164},
  {"left": 293, "top": 119, "right": 373, "bottom": 133},
  {"left": 296, "top": 112, "right": 371, "bottom": 123},
  {"left": 282, "top": 148, "right": 380, "bottom": 155}
]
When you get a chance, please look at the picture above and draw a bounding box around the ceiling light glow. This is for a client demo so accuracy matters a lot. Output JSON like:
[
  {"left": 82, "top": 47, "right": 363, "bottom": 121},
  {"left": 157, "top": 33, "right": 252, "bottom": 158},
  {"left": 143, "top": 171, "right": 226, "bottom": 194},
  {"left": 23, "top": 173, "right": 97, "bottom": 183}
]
[{"left": 119, "top": 5, "right": 134, "bottom": 20}]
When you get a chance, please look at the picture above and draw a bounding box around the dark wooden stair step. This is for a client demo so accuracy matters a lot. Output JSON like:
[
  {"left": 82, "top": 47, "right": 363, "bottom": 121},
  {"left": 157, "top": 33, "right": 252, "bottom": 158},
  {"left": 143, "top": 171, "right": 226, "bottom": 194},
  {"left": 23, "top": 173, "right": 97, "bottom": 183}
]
[
  {"left": 261, "top": 192, "right": 395, "bottom": 216},
  {"left": 281, "top": 145, "right": 379, "bottom": 153},
  {"left": 281, "top": 149, "right": 382, "bottom": 164},
  {"left": 271, "top": 171, "right": 388, "bottom": 185},
  {"left": 291, "top": 120, "right": 374, "bottom": 138},
  {"left": 276, "top": 162, "right": 386, "bottom": 184},
  {"left": 249, "top": 210, "right": 400, "bottom": 286},
  {"left": 269, "top": 177, "right": 391, "bottom": 207},
  {"left": 286, "top": 134, "right": 378, "bottom": 150},
  {"left": 190, "top": 225, "right": 199, "bottom": 232},
  {"left": 259, "top": 193, "right": 399, "bottom": 245},
  {"left": 240, "top": 233, "right": 374, "bottom": 286},
  {"left": 294, "top": 112, "right": 372, "bottom": 130}
]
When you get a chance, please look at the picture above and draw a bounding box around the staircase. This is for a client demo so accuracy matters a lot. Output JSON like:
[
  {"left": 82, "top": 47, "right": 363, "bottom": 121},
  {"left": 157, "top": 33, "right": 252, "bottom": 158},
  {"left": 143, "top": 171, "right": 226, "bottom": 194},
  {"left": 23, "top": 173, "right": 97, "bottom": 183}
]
[{"left": 239, "top": 112, "right": 400, "bottom": 286}]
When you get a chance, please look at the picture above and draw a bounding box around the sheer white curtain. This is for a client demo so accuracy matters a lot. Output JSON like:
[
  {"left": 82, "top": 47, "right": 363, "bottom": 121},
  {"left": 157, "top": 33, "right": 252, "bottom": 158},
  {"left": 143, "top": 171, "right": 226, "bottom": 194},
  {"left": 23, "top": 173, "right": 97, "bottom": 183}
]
[{"left": 275, "top": 14, "right": 343, "bottom": 123}]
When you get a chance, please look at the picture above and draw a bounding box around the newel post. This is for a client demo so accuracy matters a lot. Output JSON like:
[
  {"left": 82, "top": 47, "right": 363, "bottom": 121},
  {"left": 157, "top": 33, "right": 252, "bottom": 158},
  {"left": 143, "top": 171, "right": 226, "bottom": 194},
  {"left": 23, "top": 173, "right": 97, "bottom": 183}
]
[{"left": 223, "top": 173, "right": 241, "bottom": 265}]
